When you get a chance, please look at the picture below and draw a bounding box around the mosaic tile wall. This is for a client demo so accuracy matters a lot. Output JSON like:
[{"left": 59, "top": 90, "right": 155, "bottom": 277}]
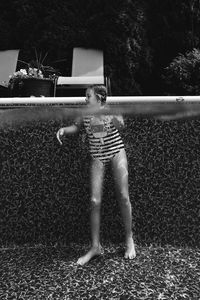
[{"left": 1, "top": 118, "right": 199, "bottom": 247}]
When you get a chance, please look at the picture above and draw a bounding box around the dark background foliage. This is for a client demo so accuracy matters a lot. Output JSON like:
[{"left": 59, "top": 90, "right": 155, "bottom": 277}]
[
  {"left": 146, "top": 0, "right": 200, "bottom": 94},
  {"left": 163, "top": 48, "right": 200, "bottom": 95},
  {"left": 1, "top": 0, "right": 200, "bottom": 94}
]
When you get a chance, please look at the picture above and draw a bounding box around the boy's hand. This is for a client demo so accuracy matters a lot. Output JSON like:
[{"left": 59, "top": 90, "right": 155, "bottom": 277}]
[{"left": 56, "top": 128, "right": 64, "bottom": 145}]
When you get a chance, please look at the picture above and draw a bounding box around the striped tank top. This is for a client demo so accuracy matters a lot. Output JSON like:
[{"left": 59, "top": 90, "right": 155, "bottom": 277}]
[{"left": 83, "top": 115, "right": 124, "bottom": 163}]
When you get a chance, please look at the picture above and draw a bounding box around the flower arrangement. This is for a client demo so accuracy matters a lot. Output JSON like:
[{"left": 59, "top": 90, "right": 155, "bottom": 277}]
[
  {"left": 8, "top": 50, "right": 59, "bottom": 91},
  {"left": 8, "top": 68, "right": 43, "bottom": 90}
]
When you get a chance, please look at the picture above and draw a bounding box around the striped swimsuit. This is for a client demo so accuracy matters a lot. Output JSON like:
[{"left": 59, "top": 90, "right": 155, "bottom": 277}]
[{"left": 83, "top": 115, "right": 125, "bottom": 164}]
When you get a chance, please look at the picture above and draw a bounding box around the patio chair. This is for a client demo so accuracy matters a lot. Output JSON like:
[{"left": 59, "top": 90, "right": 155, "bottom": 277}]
[
  {"left": 56, "top": 47, "right": 111, "bottom": 96},
  {"left": 0, "top": 49, "right": 19, "bottom": 97}
]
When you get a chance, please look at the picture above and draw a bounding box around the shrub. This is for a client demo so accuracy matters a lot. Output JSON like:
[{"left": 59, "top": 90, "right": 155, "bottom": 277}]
[{"left": 163, "top": 48, "right": 200, "bottom": 95}]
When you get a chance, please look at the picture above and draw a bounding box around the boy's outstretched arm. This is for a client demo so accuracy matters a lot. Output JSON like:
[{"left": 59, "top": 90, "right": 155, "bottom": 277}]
[{"left": 56, "top": 117, "right": 82, "bottom": 145}]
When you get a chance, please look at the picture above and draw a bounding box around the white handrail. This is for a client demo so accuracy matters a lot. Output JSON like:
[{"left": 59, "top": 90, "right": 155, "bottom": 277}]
[{"left": 0, "top": 96, "right": 200, "bottom": 105}]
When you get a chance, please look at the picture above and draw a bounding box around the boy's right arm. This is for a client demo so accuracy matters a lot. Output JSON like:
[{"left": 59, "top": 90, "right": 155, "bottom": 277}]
[{"left": 56, "top": 117, "right": 82, "bottom": 145}]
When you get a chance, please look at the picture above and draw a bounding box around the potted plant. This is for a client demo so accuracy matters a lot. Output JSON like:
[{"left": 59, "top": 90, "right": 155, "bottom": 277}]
[{"left": 8, "top": 51, "right": 60, "bottom": 97}]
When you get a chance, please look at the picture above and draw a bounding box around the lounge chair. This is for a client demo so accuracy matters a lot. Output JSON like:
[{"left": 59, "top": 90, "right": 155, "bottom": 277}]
[{"left": 56, "top": 47, "right": 111, "bottom": 96}]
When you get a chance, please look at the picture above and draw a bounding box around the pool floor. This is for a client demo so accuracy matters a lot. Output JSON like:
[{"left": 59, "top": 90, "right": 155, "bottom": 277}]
[{"left": 1, "top": 243, "right": 199, "bottom": 299}]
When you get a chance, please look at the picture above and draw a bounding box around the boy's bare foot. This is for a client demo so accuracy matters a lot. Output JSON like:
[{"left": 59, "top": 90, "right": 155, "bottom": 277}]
[
  {"left": 124, "top": 236, "right": 136, "bottom": 259},
  {"left": 77, "top": 245, "right": 102, "bottom": 266}
]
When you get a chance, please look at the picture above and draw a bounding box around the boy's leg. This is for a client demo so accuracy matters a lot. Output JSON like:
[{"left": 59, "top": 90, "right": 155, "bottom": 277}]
[
  {"left": 90, "top": 158, "right": 105, "bottom": 247},
  {"left": 112, "top": 149, "right": 136, "bottom": 259},
  {"left": 77, "top": 158, "right": 105, "bottom": 265}
]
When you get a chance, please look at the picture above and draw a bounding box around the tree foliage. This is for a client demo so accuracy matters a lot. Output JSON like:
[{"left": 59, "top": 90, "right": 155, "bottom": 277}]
[
  {"left": 0, "top": 0, "right": 151, "bottom": 95},
  {"left": 146, "top": 0, "right": 200, "bottom": 94},
  {"left": 1, "top": 0, "right": 200, "bottom": 95},
  {"left": 163, "top": 48, "right": 200, "bottom": 95}
]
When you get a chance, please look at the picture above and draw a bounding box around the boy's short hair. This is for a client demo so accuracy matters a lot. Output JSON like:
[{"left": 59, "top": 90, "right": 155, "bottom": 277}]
[{"left": 87, "top": 84, "right": 107, "bottom": 105}]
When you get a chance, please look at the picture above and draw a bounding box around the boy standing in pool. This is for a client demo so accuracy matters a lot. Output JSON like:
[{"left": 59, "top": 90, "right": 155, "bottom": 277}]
[{"left": 57, "top": 85, "right": 136, "bottom": 265}]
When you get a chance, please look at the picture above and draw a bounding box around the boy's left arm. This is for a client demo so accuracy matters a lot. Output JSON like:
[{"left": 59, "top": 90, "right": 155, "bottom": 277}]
[{"left": 111, "top": 115, "right": 125, "bottom": 130}]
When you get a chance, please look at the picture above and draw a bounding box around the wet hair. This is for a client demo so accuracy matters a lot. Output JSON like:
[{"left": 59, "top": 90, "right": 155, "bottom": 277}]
[{"left": 87, "top": 84, "right": 107, "bottom": 105}]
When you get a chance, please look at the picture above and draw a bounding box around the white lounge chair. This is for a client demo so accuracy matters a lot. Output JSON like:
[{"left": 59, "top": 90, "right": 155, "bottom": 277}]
[
  {"left": 56, "top": 47, "right": 111, "bottom": 96},
  {"left": 0, "top": 49, "right": 19, "bottom": 97}
]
